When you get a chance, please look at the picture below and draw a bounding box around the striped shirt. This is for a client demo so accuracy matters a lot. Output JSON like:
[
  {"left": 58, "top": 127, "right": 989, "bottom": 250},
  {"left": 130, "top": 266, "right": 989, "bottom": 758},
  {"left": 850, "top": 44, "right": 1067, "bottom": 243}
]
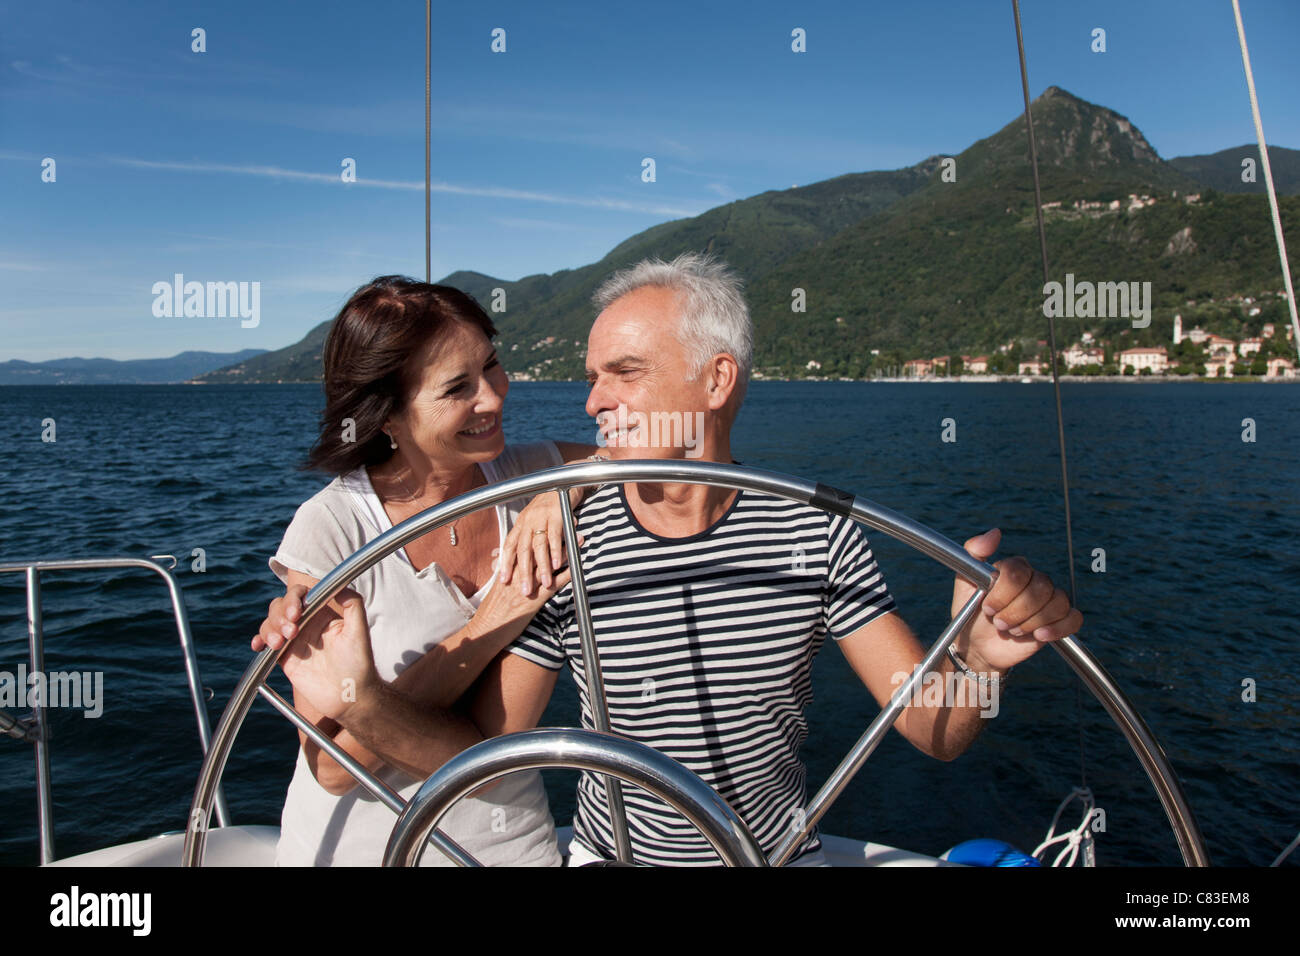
[{"left": 508, "top": 481, "right": 896, "bottom": 865}]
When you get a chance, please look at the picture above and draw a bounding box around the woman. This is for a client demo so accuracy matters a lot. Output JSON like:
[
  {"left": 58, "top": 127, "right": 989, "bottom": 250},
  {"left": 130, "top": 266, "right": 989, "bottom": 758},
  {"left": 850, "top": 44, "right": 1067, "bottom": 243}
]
[{"left": 253, "top": 275, "right": 595, "bottom": 866}]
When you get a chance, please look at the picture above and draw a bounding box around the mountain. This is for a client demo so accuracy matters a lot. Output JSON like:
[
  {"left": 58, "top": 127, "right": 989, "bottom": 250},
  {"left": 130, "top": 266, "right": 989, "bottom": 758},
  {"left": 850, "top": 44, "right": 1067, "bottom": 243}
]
[
  {"left": 1170, "top": 144, "right": 1300, "bottom": 194},
  {"left": 0, "top": 349, "right": 268, "bottom": 385},
  {"left": 742, "top": 86, "right": 1293, "bottom": 368},
  {"left": 194, "top": 322, "right": 331, "bottom": 384},
  {"left": 197, "top": 162, "right": 940, "bottom": 383},
  {"left": 196, "top": 87, "right": 1298, "bottom": 382}
]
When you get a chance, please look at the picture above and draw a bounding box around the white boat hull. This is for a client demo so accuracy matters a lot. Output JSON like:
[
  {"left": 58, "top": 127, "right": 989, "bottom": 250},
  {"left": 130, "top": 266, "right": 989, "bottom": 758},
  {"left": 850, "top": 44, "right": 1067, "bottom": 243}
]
[{"left": 42, "top": 824, "right": 953, "bottom": 867}]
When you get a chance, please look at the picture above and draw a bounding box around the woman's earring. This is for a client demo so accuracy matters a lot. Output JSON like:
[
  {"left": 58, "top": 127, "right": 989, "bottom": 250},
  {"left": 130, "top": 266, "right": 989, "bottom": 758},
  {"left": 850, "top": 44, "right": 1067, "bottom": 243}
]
[{"left": 388, "top": 432, "right": 398, "bottom": 450}]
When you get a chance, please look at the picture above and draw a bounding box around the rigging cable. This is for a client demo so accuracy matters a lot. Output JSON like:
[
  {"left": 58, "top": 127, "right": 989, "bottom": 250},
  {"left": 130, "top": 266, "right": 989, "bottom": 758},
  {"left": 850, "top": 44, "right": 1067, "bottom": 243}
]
[
  {"left": 1010, "top": 0, "right": 1087, "bottom": 793},
  {"left": 1233, "top": 0, "right": 1300, "bottom": 867},
  {"left": 1232, "top": 0, "right": 1300, "bottom": 359},
  {"left": 1272, "top": 829, "right": 1300, "bottom": 867},
  {"left": 426, "top": 0, "right": 432, "bottom": 282},
  {"left": 1032, "top": 787, "right": 1098, "bottom": 867}
]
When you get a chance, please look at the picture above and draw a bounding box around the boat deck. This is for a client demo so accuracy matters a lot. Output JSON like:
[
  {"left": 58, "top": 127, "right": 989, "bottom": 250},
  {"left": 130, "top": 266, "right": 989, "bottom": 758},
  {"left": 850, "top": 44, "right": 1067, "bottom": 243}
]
[{"left": 43, "top": 825, "right": 954, "bottom": 867}]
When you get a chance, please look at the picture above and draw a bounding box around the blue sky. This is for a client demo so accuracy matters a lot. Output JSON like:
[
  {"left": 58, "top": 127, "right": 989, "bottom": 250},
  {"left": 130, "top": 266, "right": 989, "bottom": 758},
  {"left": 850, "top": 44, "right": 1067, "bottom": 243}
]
[{"left": 3, "top": 0, "right": 1297, "bottom": 360}]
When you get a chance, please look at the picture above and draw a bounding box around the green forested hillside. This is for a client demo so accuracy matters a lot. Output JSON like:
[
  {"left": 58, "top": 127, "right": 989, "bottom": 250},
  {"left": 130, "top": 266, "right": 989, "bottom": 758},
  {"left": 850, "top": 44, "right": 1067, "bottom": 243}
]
[
  {"left": 747, "top": 89, "right": 1297, "bottom": 373},
  {"left": 198, "top": 321, "right": 331, "bottom": 383},
  {"left": 198, "top": 87, "right": 1297, "bottom": 383},
  {"left": 1170, "top": 144, "right": 1300, "bottom": 195}
]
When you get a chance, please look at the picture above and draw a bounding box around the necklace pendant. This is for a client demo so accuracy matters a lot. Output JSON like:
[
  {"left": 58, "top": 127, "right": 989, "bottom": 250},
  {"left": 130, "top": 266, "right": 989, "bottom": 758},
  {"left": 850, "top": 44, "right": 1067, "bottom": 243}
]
[{"left": 449, "top": 526, "right": 458, "bottom": 546}]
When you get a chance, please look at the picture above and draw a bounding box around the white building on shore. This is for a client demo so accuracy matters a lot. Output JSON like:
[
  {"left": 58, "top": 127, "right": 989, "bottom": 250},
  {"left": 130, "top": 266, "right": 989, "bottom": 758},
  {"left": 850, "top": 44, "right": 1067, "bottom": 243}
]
[
  {"left": 1204, "top": 334, "right": 1236, "bottom": 356},
  {"left": 1205, "top": 356, "right": 1234, "bottom": 378},
  {"left": 1118, "top": 346, "right": 1168, "bottom": 374},
  {"left": 1267, "top": 357, "right": 1296, "bottom": 378}
]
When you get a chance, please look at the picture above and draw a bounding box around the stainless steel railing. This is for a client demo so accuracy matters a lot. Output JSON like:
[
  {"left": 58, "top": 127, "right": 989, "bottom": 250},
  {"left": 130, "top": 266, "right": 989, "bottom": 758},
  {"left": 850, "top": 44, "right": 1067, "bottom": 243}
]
[
  {"left": 0, "top": 555, "right": 229, "bottom": 864},
  {"left": 183, "top": 459, "right": 1209, "bottom": 867},
  {"left": 384, "top": 729, "right": 769, "bottom": 867}
]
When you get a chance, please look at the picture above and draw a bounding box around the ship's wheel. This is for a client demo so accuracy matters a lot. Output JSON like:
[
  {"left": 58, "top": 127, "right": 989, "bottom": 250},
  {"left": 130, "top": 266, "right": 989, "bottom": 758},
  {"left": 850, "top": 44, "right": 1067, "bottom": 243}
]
[{"left": 183, "top": 459, "right": 1209, "bottom": 867}]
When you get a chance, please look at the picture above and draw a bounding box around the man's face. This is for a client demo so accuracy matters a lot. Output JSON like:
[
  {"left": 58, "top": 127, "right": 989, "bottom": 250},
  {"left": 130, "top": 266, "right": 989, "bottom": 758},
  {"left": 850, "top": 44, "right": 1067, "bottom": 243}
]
[{"left": 584, "top": 285, "right": 709, "bottom": 460}]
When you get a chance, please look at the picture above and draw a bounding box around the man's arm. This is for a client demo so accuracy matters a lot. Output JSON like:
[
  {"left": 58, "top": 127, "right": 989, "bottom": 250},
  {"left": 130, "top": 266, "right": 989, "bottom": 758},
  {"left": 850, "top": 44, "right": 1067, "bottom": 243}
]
[
  {"left": 259, "top": 573, "right": 546, "bottom": 792},
  {"left": 280, "top": 597, "right": 492, "bottom": 783},
  {"left": 831, "top": 525, "right": 1080, "bottom": 763},
  {"left": 320, "top": 629, "right": 557, "bottom": 787},
  {"left": 315, "top": 632, "right": 559, "bottom": 792},
  {"left": 255, "top": 573, "right": 390, "bottom": 795},
  {"left": 323, "top": 639, "right": 559, "bottom": 790},
  {"left": 470, "top": 649, "right": 560, "bottom": 738},
  {"left": 837, "top": 611, "right": 993, "bottom": 761},
  {"left": 275, "top": 565, "right": 569, "bottom": 790}
]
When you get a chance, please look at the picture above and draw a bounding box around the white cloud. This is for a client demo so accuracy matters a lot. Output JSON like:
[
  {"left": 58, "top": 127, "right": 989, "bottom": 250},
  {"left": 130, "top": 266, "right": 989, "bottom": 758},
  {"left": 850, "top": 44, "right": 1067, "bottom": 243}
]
[{"left": 104, "top": 156, "right": 708, "bottom": 217}]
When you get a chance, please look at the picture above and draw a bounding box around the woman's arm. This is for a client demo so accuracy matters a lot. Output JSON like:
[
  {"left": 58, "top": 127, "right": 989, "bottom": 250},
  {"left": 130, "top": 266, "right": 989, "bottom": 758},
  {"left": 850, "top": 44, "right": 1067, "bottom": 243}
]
[
  {"left": 257, "top": 565, "right": 569, "bottom": 795},
  {"left": 259, "top": 570, "right": 390, "bottom": 795}
]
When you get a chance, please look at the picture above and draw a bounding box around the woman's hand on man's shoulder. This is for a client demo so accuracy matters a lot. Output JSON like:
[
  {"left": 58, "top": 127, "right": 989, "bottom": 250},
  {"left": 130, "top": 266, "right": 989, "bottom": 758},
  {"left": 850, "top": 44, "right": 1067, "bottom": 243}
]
[{"left": 496, "top": 493, "right": 585, "bottom": 597}]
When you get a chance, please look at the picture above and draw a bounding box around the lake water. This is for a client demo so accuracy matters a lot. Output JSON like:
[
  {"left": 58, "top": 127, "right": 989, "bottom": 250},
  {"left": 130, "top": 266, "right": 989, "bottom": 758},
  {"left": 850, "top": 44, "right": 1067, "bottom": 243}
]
[{"left": 1, "top": 381, "right": 1297, "bottom": 866}]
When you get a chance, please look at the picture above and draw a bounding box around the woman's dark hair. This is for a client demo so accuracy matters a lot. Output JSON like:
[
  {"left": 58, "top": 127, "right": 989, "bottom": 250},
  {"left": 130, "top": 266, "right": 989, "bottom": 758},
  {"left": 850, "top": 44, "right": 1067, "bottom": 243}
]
[{"left": 304, "top": 276, "right": 497, "bottom": 474}]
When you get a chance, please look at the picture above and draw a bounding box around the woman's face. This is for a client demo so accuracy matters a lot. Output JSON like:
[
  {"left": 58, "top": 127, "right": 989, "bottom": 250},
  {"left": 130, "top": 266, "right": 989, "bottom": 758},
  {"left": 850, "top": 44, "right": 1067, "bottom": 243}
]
[{"left": 388, "top": 319, "right": 509, "bottom": 472}]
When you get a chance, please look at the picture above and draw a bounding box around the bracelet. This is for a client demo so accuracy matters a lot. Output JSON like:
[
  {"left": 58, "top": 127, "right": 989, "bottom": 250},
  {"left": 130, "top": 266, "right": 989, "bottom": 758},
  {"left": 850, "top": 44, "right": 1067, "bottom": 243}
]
[
  {"left": 585, "top": 454, "right": 610, "bottom": 490},
  {"left": 947, "top": 644, "right": 1009, "bottom": 686}
]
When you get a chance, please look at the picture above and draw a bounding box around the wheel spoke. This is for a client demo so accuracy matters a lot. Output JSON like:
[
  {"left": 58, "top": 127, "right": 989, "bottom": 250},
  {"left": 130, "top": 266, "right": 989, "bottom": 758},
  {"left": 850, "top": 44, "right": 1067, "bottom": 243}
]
[
  {"left": 556, "top": 488, "right": 633, "bottom": 863},
  {"left": 768, "top": 588, "right": 988, "bottom": 866},
  {"left": 257, "top": 684, "right": 481, "bottom": 867}
]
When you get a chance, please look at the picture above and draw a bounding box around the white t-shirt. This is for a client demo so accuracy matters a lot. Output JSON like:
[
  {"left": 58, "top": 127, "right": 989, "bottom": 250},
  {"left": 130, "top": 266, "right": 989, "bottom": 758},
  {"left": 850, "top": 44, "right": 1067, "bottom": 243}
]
[{"left": 269, "top": 441, "right": 564, "bottom": 866}]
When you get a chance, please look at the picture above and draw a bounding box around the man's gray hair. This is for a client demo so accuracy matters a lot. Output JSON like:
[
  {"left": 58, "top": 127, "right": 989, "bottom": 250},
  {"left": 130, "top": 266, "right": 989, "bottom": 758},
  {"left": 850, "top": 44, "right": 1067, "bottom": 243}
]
[{"left": 592, "top": 252, "right": 753, "bottom": 401}]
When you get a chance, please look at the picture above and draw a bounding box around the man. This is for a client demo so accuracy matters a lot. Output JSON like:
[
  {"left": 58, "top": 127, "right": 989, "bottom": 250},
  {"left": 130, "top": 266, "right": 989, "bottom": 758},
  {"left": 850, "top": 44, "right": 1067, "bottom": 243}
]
[{"left": 265, "top": 252, "right": 1081, "bottom": 865}]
